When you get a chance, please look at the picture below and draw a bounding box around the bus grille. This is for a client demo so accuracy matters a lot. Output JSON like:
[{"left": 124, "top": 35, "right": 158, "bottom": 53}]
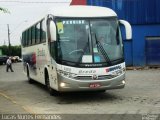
[{"left": 74, "top": 75, "right": 117, "bottom": 80}]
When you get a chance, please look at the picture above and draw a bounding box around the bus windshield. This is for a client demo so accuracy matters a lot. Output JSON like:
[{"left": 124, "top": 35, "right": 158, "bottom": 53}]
[{"left": 55, "top": 18, "right": 123, "bottom": 66}]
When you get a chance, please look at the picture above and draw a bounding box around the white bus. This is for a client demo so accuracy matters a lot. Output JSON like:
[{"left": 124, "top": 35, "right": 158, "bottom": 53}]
[{"left": 21, "top": 6, "right": 132, "bottom": 95}]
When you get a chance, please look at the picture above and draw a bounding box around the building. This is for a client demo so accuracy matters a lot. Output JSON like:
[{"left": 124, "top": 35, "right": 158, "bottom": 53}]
[{"left": 70, "top": 0, "right": 160, "bottom": 66}]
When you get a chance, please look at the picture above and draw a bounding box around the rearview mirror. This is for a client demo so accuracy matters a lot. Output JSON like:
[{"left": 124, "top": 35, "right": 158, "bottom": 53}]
[
  {"left": 49, "top": 21, "right": 57, "bottom": 42},
  {"left": 119, "top": 20, "right": 132, "bottom": 40}
]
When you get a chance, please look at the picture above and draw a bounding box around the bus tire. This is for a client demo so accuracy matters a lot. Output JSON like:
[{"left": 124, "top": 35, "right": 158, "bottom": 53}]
[
  {"left": 27, "top": 67, "right": 34, "bottom": 84},
  {"left": 45, "top": 70, "right": 60, "bottom": 96}
]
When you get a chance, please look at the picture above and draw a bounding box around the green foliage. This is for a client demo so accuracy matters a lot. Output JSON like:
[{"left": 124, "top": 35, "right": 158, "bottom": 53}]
[
  {"left": 0, "top": 45, "right": 21, "bottom": 57},
  {"left": 0, "top": 49, "right": 2, "bottom": 55},
  {"left": 0, "top": 45, "right": 8, "bottom": 55},
  {"left": 10, "top": 45, "right": 21, "bottom": 57},
  {"left": 0, "top": 7, "right": 10, "bottom": 13}
]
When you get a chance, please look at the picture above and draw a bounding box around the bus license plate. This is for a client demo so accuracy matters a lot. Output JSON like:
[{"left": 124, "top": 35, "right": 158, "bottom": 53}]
[{"left": 89, "top": 83, "right": 101, "bottom": 88}]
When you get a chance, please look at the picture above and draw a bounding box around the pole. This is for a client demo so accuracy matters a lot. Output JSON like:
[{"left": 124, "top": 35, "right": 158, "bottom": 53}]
[
  {"left": 7, "top": 24, "right": 11, "bottom": 56},
  {"left": 3, "top": 39, "right": 6, "bottom": 45}
]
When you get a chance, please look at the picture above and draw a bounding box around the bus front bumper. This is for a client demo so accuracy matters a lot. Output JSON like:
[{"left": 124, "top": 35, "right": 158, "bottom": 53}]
[{"left": 57, "top": 73, "right": 125, "bottom": 92}]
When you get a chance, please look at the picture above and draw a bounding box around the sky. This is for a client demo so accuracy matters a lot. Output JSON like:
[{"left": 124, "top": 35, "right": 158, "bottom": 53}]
[{"left": 0, "top": 0, "right": 72, "bottom": 46}]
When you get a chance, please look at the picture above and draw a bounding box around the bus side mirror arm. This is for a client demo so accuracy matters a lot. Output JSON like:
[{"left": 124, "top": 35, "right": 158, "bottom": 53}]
[
  {"left": 119, "top": 20, "right": 132, "bottom": 40},
  {"left": 49, "top": 21, "right": 57, "bottom": 42}
]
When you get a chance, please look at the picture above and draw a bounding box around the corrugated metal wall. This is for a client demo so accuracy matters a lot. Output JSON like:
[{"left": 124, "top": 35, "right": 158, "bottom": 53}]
[
  {"left": 86, "top": 0, "right": 160, "bottom": 66},
  {"left": 146, "top": 38, "right": 160, "bottom": 66},
  {"left": 70, "top": 0, "right": 160, "bottom": 66},
  {"left": 87, "top": 0, "right": 160, "bottom": 25},
  {"left": 132, "top": 25, "right": 160, "bottom": 66}
]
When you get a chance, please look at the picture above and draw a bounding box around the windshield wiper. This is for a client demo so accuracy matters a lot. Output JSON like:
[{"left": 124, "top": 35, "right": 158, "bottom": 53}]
[{"left": 94, "top": 33, "right": 112, "bottom": 65}]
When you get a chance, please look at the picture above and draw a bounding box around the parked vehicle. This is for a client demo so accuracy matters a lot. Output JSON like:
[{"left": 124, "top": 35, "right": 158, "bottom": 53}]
[
  {"left": 11, "top": 56, "right": 22, "bottom": 62},
  {"left": 0, "top": 55, "right": 8, "bottom": 65}
]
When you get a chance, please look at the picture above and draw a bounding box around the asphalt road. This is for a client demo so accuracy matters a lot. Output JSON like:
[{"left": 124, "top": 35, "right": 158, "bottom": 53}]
[{"left": 0, "top": 63, "right": 160, "bottom": 120}]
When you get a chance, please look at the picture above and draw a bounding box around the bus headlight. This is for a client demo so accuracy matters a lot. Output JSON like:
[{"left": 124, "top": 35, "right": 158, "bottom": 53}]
[
  {"left": 60, "top": 82, "right": 70, "bottom": 88},
  {"left": 60, "top": 82, "right": 66, "bottom": 87},
  {"left": 122, "top": 80, "right": 125, "bottom": 84}
]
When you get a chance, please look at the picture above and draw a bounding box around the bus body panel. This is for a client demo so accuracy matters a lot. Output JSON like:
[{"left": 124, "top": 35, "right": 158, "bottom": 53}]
[
  {"left": 23, "top": 43, "right": 48, "bottom": 84},
  {"left": 55, "top": 62, "right": 125, "bottom": 91},
  {"left": 47, "top": 6, "right": 117, "bottom": 18},
  {"left": 57, "top": 72, "right": 125, "bottom": 92},
  {"left": 21, "top": 6, "right": 131, "bottom": 93}
]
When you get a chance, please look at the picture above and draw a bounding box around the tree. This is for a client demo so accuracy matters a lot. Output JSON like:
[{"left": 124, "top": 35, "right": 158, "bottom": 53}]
[
  {"left": 0, "top": 7, "right": 10, "bottom": 13},
  {"left": 0, "top": 45, "right": 21, "bottom": 57}
]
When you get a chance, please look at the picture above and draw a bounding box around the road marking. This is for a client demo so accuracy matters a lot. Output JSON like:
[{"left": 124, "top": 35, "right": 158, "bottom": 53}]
[
  {"left": 0, "top": 91, "right": 35, "bottom": 114},
  {"left": 0, "top": 92, "right": 17, "bottom": 104},
  {"left": 21, "top": 106, "right": 36, "bottom": 114},
  {"left": 0, "top": 92, "right": 47, "bottom": 120}
]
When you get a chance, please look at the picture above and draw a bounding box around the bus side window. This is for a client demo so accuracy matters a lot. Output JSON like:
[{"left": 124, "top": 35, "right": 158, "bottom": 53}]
[
  {"left": 22, "top": 32, "right": 25, "bottom": 47},
  {"left": 26, "top": 30, "right": 29, "bottom": 46},
  {"left": 32, "top": 26, "right": 36, "bottom": 45},
  {"left": 34, "top": 24, "right": 37, "bottom": 44},
  {"left": 36, "top": 23, "right": 41, "bottom": 44},
  {"left": 41, "top": 19, "right": 46, "bottom": 43},
  {"left": 24, "top": 31, "right": 26, "bottom": 47},
  {"left": 28, "top": 28, "right": 32, "bottom": 46}
]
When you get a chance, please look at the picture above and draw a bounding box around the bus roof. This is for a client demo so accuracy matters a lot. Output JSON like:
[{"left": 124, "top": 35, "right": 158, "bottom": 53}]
[
  {"left": 48, "top": 5, "right": 117, "bottom": 18},
  {"left": 22, "top": 6, "right": 117, "bottom": 32}
]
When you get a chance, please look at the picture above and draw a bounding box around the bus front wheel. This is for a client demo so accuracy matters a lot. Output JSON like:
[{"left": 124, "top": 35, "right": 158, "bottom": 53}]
[
  {"left": 27, "top": 67, "right": 34, "bottom": 84},
  {"left": 45, "top": 71, "right": 60, "bottom": 96}
]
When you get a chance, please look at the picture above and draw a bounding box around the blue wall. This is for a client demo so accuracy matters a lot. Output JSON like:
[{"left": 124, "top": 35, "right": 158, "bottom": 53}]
[
  {"left": 87, "top": 0, "right": 160, "bottom": 25},
  {"left": 132, "top": 25, "right": 160, "bottom": 66},
  {"left": 87, "top": 0, "right": 160, "bottom": 66},
  {"left": 123, "top": 40, "right": 133, "bottom": 66},
  {"left": 146, "top": 39, "right": 160, "bottom": 66}
]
